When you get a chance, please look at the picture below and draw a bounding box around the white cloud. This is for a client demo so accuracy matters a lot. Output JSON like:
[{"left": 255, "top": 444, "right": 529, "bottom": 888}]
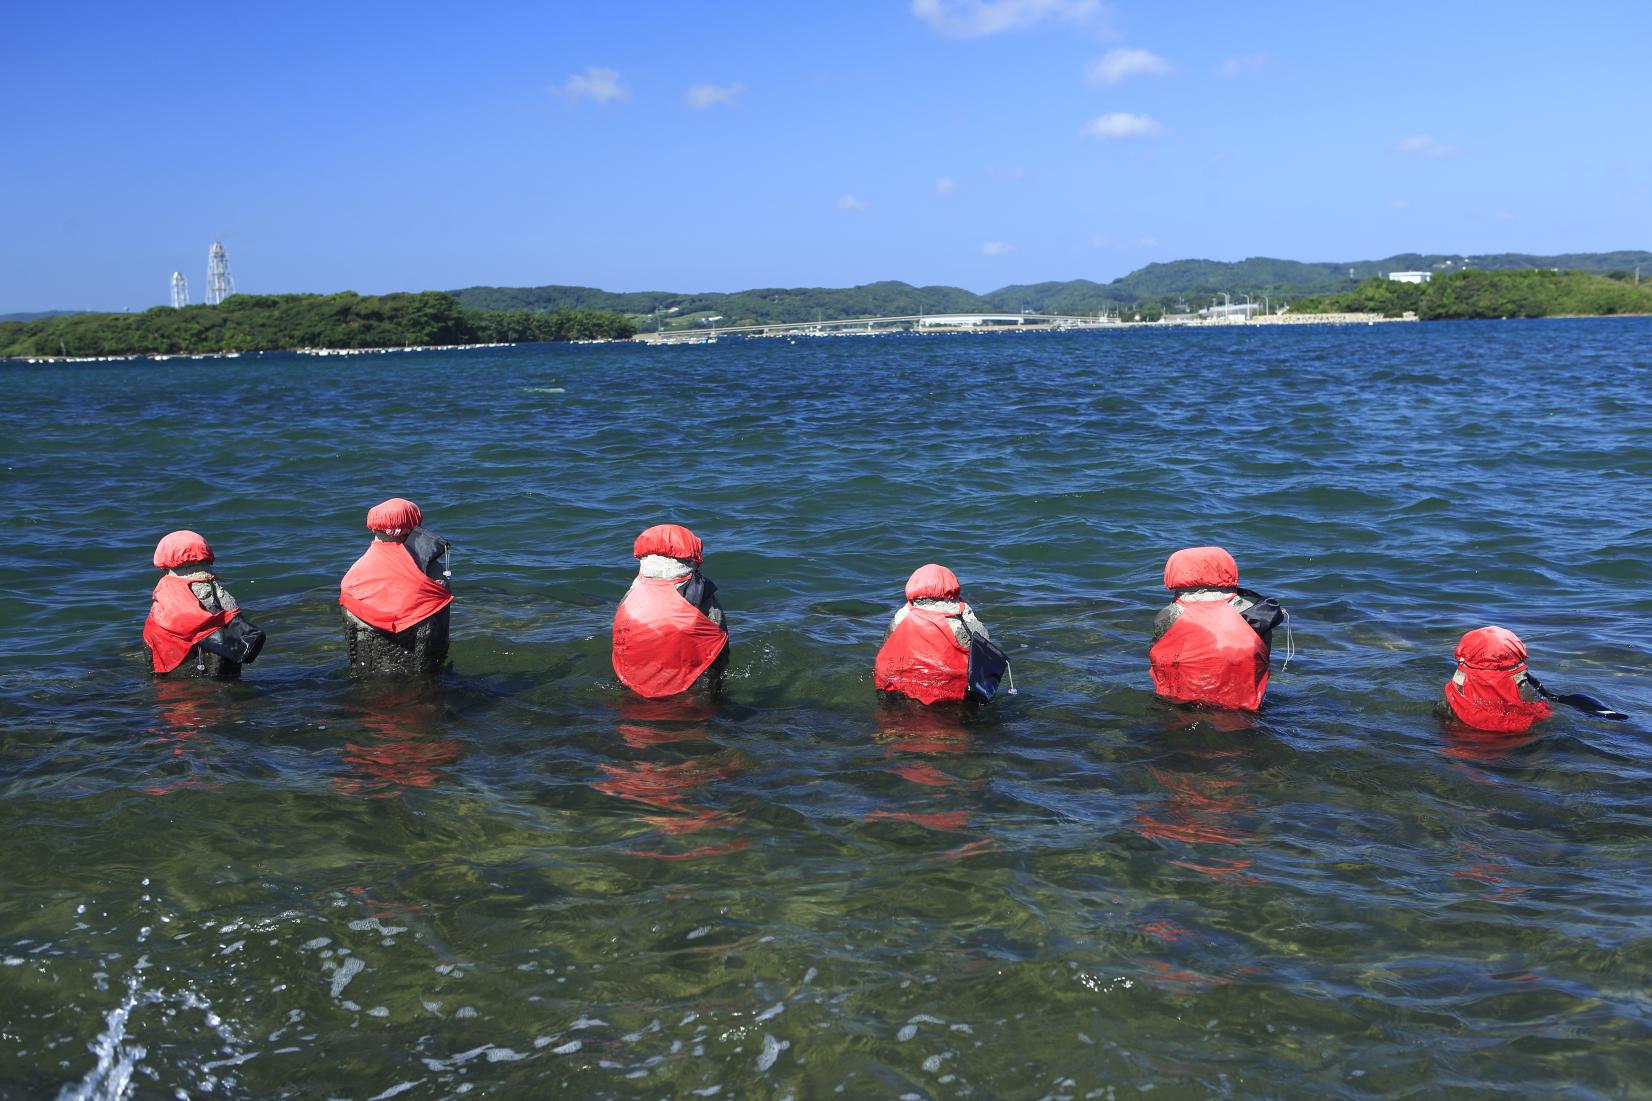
[
  {"left": 1085, "top": 47, "right": 1171, "bottom": 86},
  {"left": 936, "top": 177, "right": 957, "bottom": 195},
  {"left": 556, "top": 67, "right": 627, "bottom": 104},
  {"left": 1395, "top": 134, "right": 1460, "bottom": 157},
  {"left": 1080, "top": 112, "right": 1162, "bottom": 139},
  {"left": 981, "top": 241, "right": 1017, "bottom": 256},
  {"left": 1388, "top": 198, "right": 1410, "bottom": 210},
  {"left": 836, "top": 194, "right": 869, "bottom": 211},
  {"left": 1216, "top": 53, "right": 1269, "bottom": 77},
  {"left": 911, "top": 0, "right": 1100, "bottom": 38},
  {"left": 684, "top": 82, "right": 745, "bottom": 109},
  {"left": 1492, "top": 210, "right": 1515, "bottom": 222}
]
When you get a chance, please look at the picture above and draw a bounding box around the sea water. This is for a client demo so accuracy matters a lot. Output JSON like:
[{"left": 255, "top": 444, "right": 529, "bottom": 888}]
[{"left": 2, "top": 320, "right": 1650, "bottom": 1099}]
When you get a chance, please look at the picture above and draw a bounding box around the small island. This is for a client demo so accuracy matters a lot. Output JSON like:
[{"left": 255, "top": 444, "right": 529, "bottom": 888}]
[{"left": 0, "top": 291, "right": 637, "bottom": 361}]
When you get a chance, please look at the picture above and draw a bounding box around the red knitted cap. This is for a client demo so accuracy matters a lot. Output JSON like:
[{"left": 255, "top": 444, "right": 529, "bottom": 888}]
[
  {"left": 1456, "top": 626, "right": 1529, "bottom": 670},
  {"left": 1163, "top": 546, "right": 1238, "bottom": 590},
  {"left": 905, "top": 563, "right": 961, "bottom": 602},
  {"left": 366, "top": 498, "right": 423, "bottom": 533},
  {"left": 153, "top": 530, "right": 214, "bottom": 570},
  {"left": 633, "top": 523, "right": 703, "bottom": 563}
]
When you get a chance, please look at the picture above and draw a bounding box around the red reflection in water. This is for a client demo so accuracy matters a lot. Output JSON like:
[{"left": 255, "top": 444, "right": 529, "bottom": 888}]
[
  {"left": 863, "top": 705, "right": 993, "bottom": 857},
  {"left": 1140, "top": 919, "right": 1193, "bottom": 943},
  {"left": 596, "top": 701, "right": 749, "bottom": 861},
  {"left": 1167, "top": 856, "right": 1262, "bottom": 885},
  {"left": 1449, "top": 840, "right": 1529, "bottom": 902},
  {"left": 1133, "top": 762, "right": 1252, "bottom": 849},
  {"left": 1155, "top": 701, "right": 1260, "bottom": 735},
  {"left": 335, "top": 684, "right": 463, "bottom": 798},
  {"left": 1141, "top": 958, "right": 1232, "bottom": 991},
  {"left": 343, "top": 884, "right": 427, "bottom": 922},
  {"left": 142, "top": 680, "right": 225, "bottom": 795},
  {"left": 1441, "top": 724, "right": 1540, "bottom": 765}
]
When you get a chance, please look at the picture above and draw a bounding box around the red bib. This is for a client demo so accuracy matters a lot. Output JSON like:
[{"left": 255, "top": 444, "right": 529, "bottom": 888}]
[
  {"left": 143, "top": 574, "right": 237, "bottom": 674},
  {"left": 1444, "top": 668, "right": 1552, "bottom": 733},
  {"left": 1149, "top": 597, "right": 1270, "bottom": 711},
  {"left": 612, "top": 576, "right": 729, "bottom": 698},
  {"left": 874, "top": 605, "right": 970, "bottom": 705},
  {"left": 340, "top": 540, "right": 454, "bottom": 633}
]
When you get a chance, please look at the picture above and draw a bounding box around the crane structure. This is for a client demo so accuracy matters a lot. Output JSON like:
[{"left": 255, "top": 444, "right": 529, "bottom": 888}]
[{"left": 205, "top": 241, "right": 235, "bottom": 305}]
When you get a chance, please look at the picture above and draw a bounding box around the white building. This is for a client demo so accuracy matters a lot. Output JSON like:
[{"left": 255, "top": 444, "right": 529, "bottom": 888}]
[
  {"left": 1387, "top": 271, "right": 1432, "bottom": 284},
  {"left": 1199, "top": 302, "right": 1260, "bottom": 321}
]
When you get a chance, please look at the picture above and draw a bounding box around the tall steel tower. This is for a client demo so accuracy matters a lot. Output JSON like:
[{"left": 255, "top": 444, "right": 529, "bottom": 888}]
[
  {"left": 170, "top": 271, "right": 189, "bottom": 308},
  {"left": 205, "top": 241, "right": 235, "bottom": 305}
]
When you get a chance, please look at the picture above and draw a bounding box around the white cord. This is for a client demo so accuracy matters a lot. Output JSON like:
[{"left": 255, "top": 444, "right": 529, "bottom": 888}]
[
  {"left": 1005, "top": 661, "right": 1018, "bottom": 695},
  {"left": 1279, "top": 608, "right": 1295, "bottom": 671}
]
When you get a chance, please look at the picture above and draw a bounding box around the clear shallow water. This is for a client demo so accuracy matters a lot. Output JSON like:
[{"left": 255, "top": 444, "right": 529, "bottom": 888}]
[{"left": 2, "top": 321, "right": 1651, "bottom": 1099}]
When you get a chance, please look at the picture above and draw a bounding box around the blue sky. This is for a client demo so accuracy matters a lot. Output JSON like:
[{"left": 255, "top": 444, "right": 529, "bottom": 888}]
[{"left": 3, "top": 0, "right": 1648, "bottom": 312}]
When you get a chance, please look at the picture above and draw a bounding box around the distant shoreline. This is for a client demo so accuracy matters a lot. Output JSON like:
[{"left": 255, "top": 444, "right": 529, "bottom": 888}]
[{"left": 3, "top": 342, "right": 530, "bottom": 365}]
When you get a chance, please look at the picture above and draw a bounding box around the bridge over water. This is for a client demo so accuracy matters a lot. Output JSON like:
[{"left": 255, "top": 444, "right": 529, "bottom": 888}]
[{"left": 634, "top": 312, "right": 1119, "bottom": 344}]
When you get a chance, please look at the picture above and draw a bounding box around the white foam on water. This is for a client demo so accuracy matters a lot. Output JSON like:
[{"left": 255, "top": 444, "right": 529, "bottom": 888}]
[
  {"left": 551, "top": 1040, "right": 582, "bottom": 1054},
  {"left": 755, "top": 1034, "right": 789, "bottom": 1072},
  {"left": 754, "top": 1003, "right": 784, "bottom": 1023},
  {"left": 348, "top": 918, "right": 409, "bottom": 937},
  {"left": 200, "top": 1051, "right": 256, "bottom": 1073},
  {"left": 896, "top": 1024, "right": 918, "bottom": 1042},
  {"left": 329, "top": 956, "right": 365, "bottom": 999},
  {"left": 55, "top": 980, "right": 151, "bottom": 1101},
  {"left": 687, "top": 926, "right": 712, "bottom": 940},
  {"left": 366, "top": 1081, "right": 424, "bottom": 1100}
]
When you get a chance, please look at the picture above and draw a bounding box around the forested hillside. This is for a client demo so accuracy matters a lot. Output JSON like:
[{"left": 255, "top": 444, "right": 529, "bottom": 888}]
[
  {"left": 1290, "top": 269, "right": 1652, "bottom": 319},
  {"left": 451, "top": 250, "right": 1652, "bottom": 327},
  {"left": 0, "top": 292, "right": 634, "bottom": 358}
]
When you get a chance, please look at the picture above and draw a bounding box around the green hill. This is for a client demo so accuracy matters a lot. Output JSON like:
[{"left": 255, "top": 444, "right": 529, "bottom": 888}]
[
  {"left": 0, "top": 292, "right": 635, "bottom": 358},
  {"left": 451, "top": 250, "right": 1652, "bottom": 326},
  {"left": 1291, "top": 268, "right": 1652, "bottom": 320}
]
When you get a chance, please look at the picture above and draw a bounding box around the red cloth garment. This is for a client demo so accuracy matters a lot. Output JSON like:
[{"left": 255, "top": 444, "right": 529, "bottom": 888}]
[
  {"left": 366, "top": 498, "right": 423, "bottom": 534},
  {"left": 340, "top": 540, "right": 454, "bottom": 633},
  {"left": 152, "top": 530, "right": 214, "bottom": 570},
  {"left": 1443, "top": 626, "right": 1553, "bottom": 733},
  {"left": 875, "top": 605, "right": 970, "bottom": 705},
  {"left": 1149, "top": 597, "right": 1270, "bottom": 710},
  {"left": 632, "top": 524, "right": 704, "bottom": 564},
  {"left": 904, "top": 563, "right": 961, "bottom": 602},
  {"left": 612, "top": 575, "right": 728, "bottom": 698},
  {"left": 143, "top": 573, "right": 236, "bottom": 674},
  {"left": 1163, "top": 546, "right": 1239, "bottom": 590}
]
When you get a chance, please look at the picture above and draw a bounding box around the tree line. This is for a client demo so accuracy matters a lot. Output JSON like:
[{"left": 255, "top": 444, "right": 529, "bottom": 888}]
[
  {"left": 448, "top": 250, "right": 1652, "bottom": 327},
  {"left": 1288, "top": 269, "right": 1652, "bottom": 320},
  {"left": 0, "top": 292, "right": 637, "bottom": 358}
]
